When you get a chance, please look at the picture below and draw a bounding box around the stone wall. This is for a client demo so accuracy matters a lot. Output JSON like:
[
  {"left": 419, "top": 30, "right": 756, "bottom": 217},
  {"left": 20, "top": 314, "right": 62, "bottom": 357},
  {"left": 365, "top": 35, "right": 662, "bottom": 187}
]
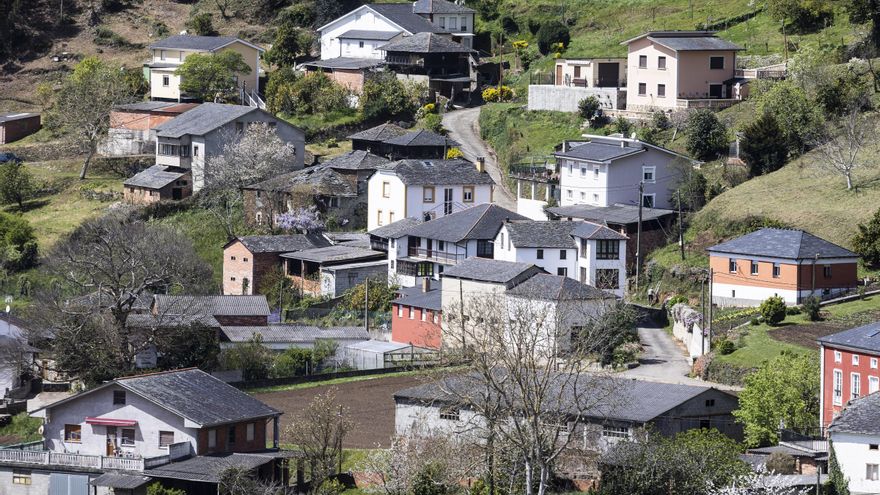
[{"left": 670, "top": 303, "right": 709, "bottom": 360}]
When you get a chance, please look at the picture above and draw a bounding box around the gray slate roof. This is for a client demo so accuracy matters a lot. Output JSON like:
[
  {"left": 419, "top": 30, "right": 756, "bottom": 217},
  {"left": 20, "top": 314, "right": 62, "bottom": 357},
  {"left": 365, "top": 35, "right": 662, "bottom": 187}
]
[
  {"left": 145, "top": 452, "right": 276, "bottom": 483},
  {"left": 570, "top": 221, "right": 629, "bottom": 241},
  {"left": 154, "top": 103, "right": 258, "bottom": 138},
  {"left": 368, "top": 217, "right": 424, "bottom": 239},
  {"left": 339, "top": 29, "right": 399, "bottom": 40},
  {"left": 413, "top": 0, "right": 475, "bottom": 14},
  {"left": 368, "top": 3, "right": 444, "bottom": 34},
  {"left": 507, "top": 273, "right": 614, "bottom": 301},
  {"left": 556, "top": 141, "right": 644, "bottom": 162},
  {"left": 221, "top": 324, "right": 369, "bottom": 343},
  {"left": 401, "top": 204, "right": 526, "bottom": 242},
  {"left": 281, "top": 245, "right": 386, "bottom": 264},
  {"left": 393, "top": 286, "right": 442, "bottom": 311},
  {"left": 505, "top": 221, "right": 578, "bottom": 248},
  {"left": 547, "top": 203, "right": 674, "bottom": 225},
  {"left": 244, "top": 166, "right": 357, "bottom": 197},
  {"left": 379, "top": 32, "right": 474, "bottom": 54},
  {"left": 123, "top": 165, "right": 189, "bottom": 190},
  {"left": 383, "top": 159, "right": 495, "bottom": 186},
  {"left": 234, "top": 234, "right": 331, "bottom": 254},
  {"left": 348, "top": 122, "right": 408, "bottom": 142},
  {"left": 707, "top": 228, "right": 858, "bottom": 260},
  {"left": 442, "top": 258, "right": 539, "bottom": 284},
  {"left": 384, "top": 128, "right": 460, "bottom": 147},
  {"left": 301, "top": 57, "right": 385, "bottom": 70},
  {"left": 148, "top": 35, "right": 253, "bottom": 51},
  {"left": 828, "top": 392, "right": 880, "bottom": 436},
  {"left": 91, "top": 473, "right": 152, "bottom": 489},
  {"left": 153, "top": 295, "right": 271, "bottom": 317},
  {"left": 817, "top": 321, "right": 880, "bottom": 353},
  {"left": 647, "top": 34, "right": 743, "bottom": 52},
  {"left": 322, "top": 150, "right": 390, "bottom": 171}
]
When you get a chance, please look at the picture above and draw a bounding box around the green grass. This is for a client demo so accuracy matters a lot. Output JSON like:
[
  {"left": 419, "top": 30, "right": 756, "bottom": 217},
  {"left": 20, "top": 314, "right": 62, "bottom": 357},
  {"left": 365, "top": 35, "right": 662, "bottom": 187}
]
[
  {"left": 245, "top": 369, "right": 430, "bottom": 394},
  {"left": 0, "top": 413, "right": 43, "bottom": 445},
  {"left": 282, "top": 110, "right": 362, "bottom": 139},
  {"left": 156, "top": 207, "right": 235, "bottom": 289}
]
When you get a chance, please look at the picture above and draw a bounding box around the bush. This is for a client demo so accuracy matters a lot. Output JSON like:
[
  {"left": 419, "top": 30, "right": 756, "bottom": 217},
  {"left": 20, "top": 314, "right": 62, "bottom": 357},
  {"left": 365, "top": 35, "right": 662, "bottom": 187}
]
[
  {"left": 750, "top": 317, "right": 761, "bottom": 326},
  {"left": 482, "top": 85, "right": 514, "bottom": 102},
  {"left": 611, "top": 115, "right": 633, "bottom": 136},
  {"left": 853, "top": 207, "right": 880, "bottom": 268},
  {"left": 578, "top": 96, "right": 601, "bottom": 122},
  {"left": 290, "top": 72, "right": 350, "bottom": 116},
  {"left": 759, "top": 296, "right": 786, "bottom": 326},
  {"left": 765, "top": 452, "right": 797, "bottom": 474},
  {"left": 802, "top": 295, "right": 821, "bottom": 321},
  {"left": 714, "top": 338, "right": 736, "bottom": 355},
  {"left": 741, "top": 112, "right": 787, "bottom": 176},
  {"left": 499, "top": 14, "right": 518, "bottom": 34},
  {"left": 361, "top": 72, "right": 419, "bottom": 120},
  {"left": 446, "top": 147, "right": 464, "bottom": 159},
  {"left": 667, "top": 294, "right": 688, "bottom": 308},
  {"left": 272, "top": 348, "right": 312, "bottom": 377},
  {"left": 685, "top": 108, "right": 728, "bottom": 160},
  {"left": 785, "top": 305, "right": 802, "bottom": 315},
  {"left": 0, "top": 212, "right": 38, "bottom": 272},
  {"left": 536, "top": 21, "right": 570, "bottom": 55},
  {"left": 220, "top": 336, "right": 273, "bottom": 381},
  {"left": 418, "top": 113, "right": 443, "bottom": 134},
  {"left": 755, "top": 80, "right": 821, "bottom": 157},
  {"left": 185, "top": 12, "right": 217, "bottom": 36},
  {"left": 0, "top": 161, "right": 37, "bottom": 208}
]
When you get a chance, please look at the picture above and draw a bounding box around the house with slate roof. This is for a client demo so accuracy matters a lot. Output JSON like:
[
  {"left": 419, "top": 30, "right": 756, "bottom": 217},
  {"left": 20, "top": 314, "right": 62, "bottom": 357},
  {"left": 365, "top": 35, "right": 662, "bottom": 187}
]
[
  {"left": 348, "top": 123, "right": 408, "bottom": 155},
  {"left": 151, "top": 103, "right": 305, "bottom": 192},
  {"left": 101, "top": 101, "right": 199, "bottom": 156},
  {"left": 222, "top": 234, "right": 332, "bottom": 295},
  {"left": 123, "top": 165, "right": 192, "bottom": 204},
  {"left": 708, "top": 228, "right": 859, "bottom": 307},
  {"left": 380, "top": 32, "right": 478, "bottom": 99},
  {"left": 818, "top": 321, "right": 880, "bottom": 430},
  {"left": 827, "top": 391, "right": 880, "bottom": 493},
  {"left": 367, "top": 158, "right": 495, "bottom": 231},
  {"left": 281, "top": 245, "right": 388, "bottom": 297},
  {"left": 391, "top": 282, "right": 443, "bottom": 349},
  {"left": 622, "top": 31, "right": 746, "bottom": 111},
  {"left": 0, "top": 368, "right": 293, "bottom": 495},
  {"left": 348, "top": 123, "right": 460, "bottom": 160},
  {"left": 144, "top": 35, "right": 264, "bottom": 103}
]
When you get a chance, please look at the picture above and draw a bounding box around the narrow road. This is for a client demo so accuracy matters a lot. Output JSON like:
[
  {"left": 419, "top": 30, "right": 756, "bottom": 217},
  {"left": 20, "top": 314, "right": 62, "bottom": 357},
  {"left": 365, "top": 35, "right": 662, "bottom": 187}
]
[{"left": 442, "top": 107, "right": 516, "bottom": 210}]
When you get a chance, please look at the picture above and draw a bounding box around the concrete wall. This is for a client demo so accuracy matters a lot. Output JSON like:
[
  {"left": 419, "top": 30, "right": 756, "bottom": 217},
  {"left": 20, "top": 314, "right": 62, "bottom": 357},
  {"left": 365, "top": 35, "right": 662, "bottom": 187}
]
[
  {"left": 149, "top": 41, "right": 260, "bottom": 101},
  {"left": 830, "top": 432, "right": 880, "bottom": 494},
  {"left": 626, "top": 37, "right": 679, "bottom": 110},
  {"left": 391, "top": 301, "right": 442, "bottom": 349},
  {"left": 517, "top": 197, "right": 550, "bottom": 220},
  {"left": 368, "top": 171, "right": 406, "bottom": 231},
  {"left": 320, "top": 7, "right": 401, "bottom": 60},
  {"left": 670, "top": 304, "right": 709, "bottom": 360},
  {"left": 0, "top": 468, "right": 105, "bottom": 495},
  {"left": 320, "top": 263, "right": 388, "bottom": 298},
  {"left": 577, "top": 237, "right": 627, "bottom": 298},
  {"left": 528, "top": 85, "right": 626, "bottom": 112}
]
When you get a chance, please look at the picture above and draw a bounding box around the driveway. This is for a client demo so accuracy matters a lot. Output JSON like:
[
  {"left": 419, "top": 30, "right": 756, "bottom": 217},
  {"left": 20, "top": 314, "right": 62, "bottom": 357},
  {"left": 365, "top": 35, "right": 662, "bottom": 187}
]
[{"left": 442, "top": 107, "right": 516, "bottom": 210}]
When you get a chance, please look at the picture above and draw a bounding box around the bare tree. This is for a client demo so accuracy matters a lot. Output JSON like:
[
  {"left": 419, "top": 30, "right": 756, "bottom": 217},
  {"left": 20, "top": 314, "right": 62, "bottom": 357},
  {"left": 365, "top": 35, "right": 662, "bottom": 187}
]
[
  {"left": 201, "top": 123, "right": 298, "bottom": 238},
  {"left": 218, "top": 465, "right": 282, "bottom": 495},
  {"left": 669, "top": 109, "right": 691, "bottom": 142},
  {"left": 709, "top": 469, "right": 810, "bottom": 495},
  {"left": 284, "top": 389, "right": 354, "bottom": 494},
  {"left": 812, "top": 106, "right": 875, "bottom": 190}
]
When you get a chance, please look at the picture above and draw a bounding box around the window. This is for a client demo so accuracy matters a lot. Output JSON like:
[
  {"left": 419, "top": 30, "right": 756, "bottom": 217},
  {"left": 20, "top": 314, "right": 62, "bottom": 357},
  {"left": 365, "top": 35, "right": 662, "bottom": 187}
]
[
  {"left": 397, "top": 306, "right": 403, "bottom": 318},
  {"left": 772, "top": 263, "right": 781, "bottom": 278},
  {"left": 867, "top": 464, "right": 879, "bottom": 481},
  {"left": 658, "top": 56, "right": 666, "bottom": 69},
  {"left": 449, "top": 17, "right": 457, "bottom": 29},
  {"left": 64, "top": 424, "right": 82, "bottom": 443},
  {"left": 460, "top": 16, "right": 467, "bottom": 31},
  {"left": 359, "top": 41, "right": 364, "bottom": 48},
  {"left": 593, "top": 193, "right": 599, "bottom": 203},
  {"left": 638, "top": 82, "right": 646, "bottom": 96},
  {"left": 596, "top": 269, "right": 620, "bottom": 289},
  {"left": 423, "top": 186, "right": 435, "bottom": 203},
  {"left": 158, "top": 143, "right": 177, "bottom": 156},
  {"left": 580, "top": 191, "right": 586, "bottom": 201},
  {"left": 463, "top": 186, "right": 474, "bottom": 203},
  {"left": 642, "top": 194, "right": 655, "bottom": 208},
  {"left": 751, "top": 261, "right": 759, "bottom": 276},
  {"left": 439, "top": 16, "right": 446, "bottom": 28},
  {"left": 537, "top": 249, "right": 544, "bottom": 260},
  {"left": 594, "top": 167, "right": 600, "bottom": 179},
  {"left": 833, "top": 369, "right": 843, "bottom": 405},
  {"left": 438, "top": 241, "right": 445, "bottom": 250},
  {"left": 208, "top": 429, "right": 217, "bottom": 448},
  {"left": 854, "top": 355, "right": 860, "bottom": 366},
  {"left": 642, "top": 166, "right": 655, "bottom": 182},
  {"left": 574, "top": 66, "right": 582, "bottom": 78},
  {"left": 433, "top": 313, "right": 439, "bottom": 324},
  {"left": 160, "top": 50, "right": 166, "bottom": 60},
  {"left": 421, "top": 310, "right": 426, "bottom": 322},
  {"left": 581, "top": 166, "right": 587, "bottom": 176},
  {"left": 871, "top": 444, "right": 879, "bottom": 451},
  {"left": 638, "top": 55, "right": 647, "bottom": 68},
  {"left": 835, "top": 350, "right": 842, "bottom": 363},
  {"left": 596, "top": 239, "right": 620, "bottom": 260},
  {"left": 567, "top": 189, "right": 573, "bottom": 199},
  {"left": 729, "top": 259, "right": 738, "bottom": 273},
  {"left": 560, "top": 250, "right": 567, "bottom": 260},
  {"left": 12, "top": 470, "right": 31, "bottom": 485},
  {"left": 872, "top": 358, "right": 878, "bottom": 369},
  {"left": 870, "top": 376, "right": 879, "bottom": 394},
  {"left": 705, "top": 399, "right": 715, "bottom": 407},
  {"left": 477, "top": 240, "right": 493, "bottom": 258},
  {"left": 228, "top": 425, "right": 236, "bottom": 445},
  {"left": 557, "top": 267, "right": 567, "bottom": 277},
  {"left": 382, "top": 181, "right": 391, "bottom": 198},
  {"left": 113, "top": 391, "right": 126, "bottom": 405},
  {"left": 602, "top": 426, "right": 630, "bottom": 438},
  {"left": 852, "top": 373, "right": 861, "bottom": 399},
  {"left": 247, "top": 423, "right": 255, "bottom": 442},
  {"left": 162, "top": 75, "right": 170, "bottom": 87},
  {"left": 409, "top": 307, "right": 414, "bottom": 319},
  {"left": 710, "top": 56, "right": 725, "bottom": 69},
  {"left": 193, "top": 145, "right": 199, "bottom": 157},
  {"left": 657, "top": 84, "right": 666, "bottom": 97},
  {"left": 377, "top": 210, "right": 383, "bottom": 226},
  {"left": 243, "top": 257, "right": 248, "bottom": 262},
  {"left": 824, "top": 265, "right": 832, "bottom": 278},
  {"left": 580, "top": 238, "right": 588, "bottom": 259},
  {"left": 439, "top": 406, "right": 460, "bottom": 421},
  {"left": 159, "top": 431, "right": 174, "bottom": 448},
  {"left": 389, "top": 211, "right": 395, "bottom": 223},
  {"left": 121, "top": 428, "right": 135, "bottom": 446}
]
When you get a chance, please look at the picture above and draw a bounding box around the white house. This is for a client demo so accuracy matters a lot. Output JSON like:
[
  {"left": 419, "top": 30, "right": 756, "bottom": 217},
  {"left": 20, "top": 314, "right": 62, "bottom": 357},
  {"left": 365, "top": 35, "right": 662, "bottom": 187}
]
[
  {"left": 151, "top": 103, "right": 305, "bottom": 191},
  {"left": 0, "top": 311, "right": 37, "bottom": 399},
  {"left": 366, "top": 158, "right": 495, "bottom": 231},
  {"left": 828, "top": 392, "right": 880, "bottom": 494},
  {"left": 555, "top": 135, "right": 696, "bottom": 210}
]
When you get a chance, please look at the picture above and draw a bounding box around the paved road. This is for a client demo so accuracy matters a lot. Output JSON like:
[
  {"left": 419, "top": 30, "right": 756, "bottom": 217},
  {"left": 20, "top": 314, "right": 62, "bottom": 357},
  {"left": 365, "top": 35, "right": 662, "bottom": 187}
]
[
  {"left": 620, "top": 326, "right": 734, "bottom": 388},
  {"left": 442, "top": 107, "right": 516, "bottom": 210}
]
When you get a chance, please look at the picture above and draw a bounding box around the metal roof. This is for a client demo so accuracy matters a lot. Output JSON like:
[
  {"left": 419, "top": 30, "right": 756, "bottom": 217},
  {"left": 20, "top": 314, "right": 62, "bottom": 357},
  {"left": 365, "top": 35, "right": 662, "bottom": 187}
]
[
  {"left": 231, "top": 234, "right": 331, "bottom": 254},
  {"left": 145, "top": 452, "right": 277, "bottom": 483},
  {"left": 148, "top": 34, "right": 263, "bottom": 52},
  {"left": 379, "top": 32, "right": 475, "bottom": 54},
  {"left": 281, "top": 245, "right": 386, "bottom": 264},
  {"left": 221, "top": 324, "right": 368, "bottom": 343},
  {"left": 399, "top": 204, "right": 526, "bottom": 242},
  {"left": 412, "top": 0, "right": 475, "bottom": 14},
  {"left": 547, "top": 203, "right": 674, "bottom": 225},
  {"left": 348, "top": 122, "right": 408, "bottom": 142},
  {"left": 828, "top": 392, "right": 880, "bottom": 436},
  {"left": 707, "top": 228, "right": 858, "bottom": 260},
  {"left": 345, "top": 340, "right": 421, "bottom": 353},
  {"left": 123, "top": 165, "right": 189, "bottom": 190},
  {"left": 442, "top": 258, "right": 540, "bottom": 284},
  {"left": 381, "top": 159, "right": 495, "bottom": 186},
  {"left": 154, "top": 103, "right": 259, "bottom": 138},
  {"left": 817, "top": 321, "right": 880, "bottom": 354},
  {"left": 153, "top": 295, "right": 271, "bottom": 317},
  {"left": 338, "top": 29, "right": 399, "bottom": 40},
  {"left": 507, "top": 274, "right": 614, "bottom": 301},
  {"left": 504, "top": 221, "right": 578, "bottom": 248},
  {"left": 91, "top": 473, "right": 153, "bottom": 489},
  {"left": 300, "top": 57, "right": 385, "bottom": 70}
]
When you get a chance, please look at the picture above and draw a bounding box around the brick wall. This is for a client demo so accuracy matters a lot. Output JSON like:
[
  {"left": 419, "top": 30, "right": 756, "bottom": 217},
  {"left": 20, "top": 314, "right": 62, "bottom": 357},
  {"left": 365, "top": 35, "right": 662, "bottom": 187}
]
[
  {"left": 328, "top": 69, "right": 366, "bottom": 93},
  {"left": 821, "top": 346, "right": 880, "bottom": 428},
  {"left": 223, "top": 242, "right": 256, "bottom": 295},
  {"left": 391, "top": 303, "right": 442, "bottom": 349},
  {"left": 0, "top": 115, "right": 41, "bottom": 144},
  {"left": 196, "top": 418, "right": 269, "bottom": 455}
]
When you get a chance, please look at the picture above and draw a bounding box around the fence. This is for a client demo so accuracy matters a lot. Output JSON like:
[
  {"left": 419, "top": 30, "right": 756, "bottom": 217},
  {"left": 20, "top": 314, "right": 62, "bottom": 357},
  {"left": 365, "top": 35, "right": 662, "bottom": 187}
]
[{"left": 0, "top": 449, "right": 152, "bottom": 471}]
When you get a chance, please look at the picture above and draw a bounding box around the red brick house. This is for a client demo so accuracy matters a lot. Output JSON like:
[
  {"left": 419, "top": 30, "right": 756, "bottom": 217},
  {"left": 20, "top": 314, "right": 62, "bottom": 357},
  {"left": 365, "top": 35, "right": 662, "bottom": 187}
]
[
  {"left": 818, "top": 321, "right": 880, "bottom": 429},
  {"left": 391, "top": 279, "right": 442, "bottom": 349},
  {"left": 0, "top": 112, "right": 41, "bottom": 144},
  {"left": 222, "top": 234, "right": 331, "bottom": 295}
]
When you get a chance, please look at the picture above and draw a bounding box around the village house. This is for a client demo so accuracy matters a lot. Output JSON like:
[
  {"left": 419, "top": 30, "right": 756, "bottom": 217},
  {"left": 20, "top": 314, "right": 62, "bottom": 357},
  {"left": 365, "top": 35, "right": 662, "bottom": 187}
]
[
  {"left": 281, "top": 245, "right": 388, "bottom": 298},
  {"left": 527, "top": 58, "right": 628, "bottom": 112},
  {"left": 123, "top": 165, "right": 193, "bottom": 204},
  {"left": 0, "top": 311, "right": 38, "bottom": 400},
  {"left": 0, "top": 112, "right": 41, "bottom": 144},
  {"left": 391, "top": 281, "right": 443, "bottom": 349},
  {"left": 0, "top": 368, "right": 294, "bottom": 495},
  {"left": 383, "top": 203, "right": 526, "bottom": 287},
  {"left": 151, "top": 103, "right": 305, "bottom": 191},
  {"left": 380, "top": 32, "right": 477, "bottom": 99},
  {"left": 708, "top": 228, "right": 859, "bottom": 307},
  {"left": 100, "top": 102, "right": 198, "bottom": 156},
  {"left": 622, "top": 31, "right": 745, "bottom": 112},
  {"left": 348, "top": 123, "right": 459, "bottom": 160},
  {"left": 827, "top": 391, "right": 880, "bottom": 493},
  {"left": 242, "top": 150, "right": 389, "bottom": 229},
  {"left": 144, "top": 35, "right": 264, "bottom": 103},
  {"left": 554, "top": 135, "right": 695, "bottom": 210},
  {"left": 349, "top": 123, "right": 408, "bottom": 156},
  {"left": 219, "top": 324, "right": 369, "bottom": 352},
  {"left": 818, "top": 321, "right": 880, "bottom": 430},
  {"left": 367, "top": 158, "right": 495, "bottom": 231},
  {"left": 222, "top": 234, "right": 332, "bottom": 296}
]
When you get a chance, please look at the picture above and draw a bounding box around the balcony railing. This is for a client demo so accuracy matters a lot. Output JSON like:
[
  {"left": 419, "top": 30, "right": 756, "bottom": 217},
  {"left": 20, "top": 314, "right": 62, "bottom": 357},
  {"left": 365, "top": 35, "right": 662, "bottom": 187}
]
[
  {"left": 407, "top": 246, "right": 465, "bottom": 265},
  {"left": 0, "top": 441, "right": 191, "bottom": 472}
]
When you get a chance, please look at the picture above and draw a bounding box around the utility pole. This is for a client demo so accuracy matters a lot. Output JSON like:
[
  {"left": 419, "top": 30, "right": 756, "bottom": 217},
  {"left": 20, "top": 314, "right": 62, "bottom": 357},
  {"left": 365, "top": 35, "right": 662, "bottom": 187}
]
[
  {"left": 498, "top": 31, "right": 504, "bottom": 93},
  {"left": 364, "top": 278, "right": 369, "bottom": 334},
  {"left": 708, "top": 268, "right": 714, "bottom": 345},
  {"left": 635, "top": 181, "right": 644, "bottom": 291},
  {"left": 678, "top": 189, "right": 685, "bottom": 261}
]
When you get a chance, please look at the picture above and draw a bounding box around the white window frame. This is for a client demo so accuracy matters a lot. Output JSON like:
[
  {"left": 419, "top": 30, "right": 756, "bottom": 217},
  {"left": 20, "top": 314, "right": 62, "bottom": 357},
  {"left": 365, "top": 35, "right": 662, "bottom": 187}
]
[
  {"left": 162, "top": 75, "right": 170, "bottom": 87},
  {"left": 833, "top": 369, "right": 843, "bottom": 405},
  {"left": 867, "top": 464, "right": 879, "bottom": 481},
  {"left": 872, "top": 357, "right": 878, "bottom": 369},
  {"left": 870, "top": 376, "right": 880, "bottom": 394},
  {"left": 854, "top": 354, "right": 860, "bottom": 366},
  {"left": 642, "top": 166, "right": 656, "bottom": 183},
  {"left": 448, "top": 17, "right": 457, "bottom": 30},
  {"left": 852, "top": 372, "right": 861, "bottom": 399},
  {"left": 835, "top": 350, "right": 842, "bottom": 363},
  {"left": 409, "top": 307, "right": 414, "bottom": 320},
  {"left": 397, "top": 306, "right": 403, "bottom": 318}
]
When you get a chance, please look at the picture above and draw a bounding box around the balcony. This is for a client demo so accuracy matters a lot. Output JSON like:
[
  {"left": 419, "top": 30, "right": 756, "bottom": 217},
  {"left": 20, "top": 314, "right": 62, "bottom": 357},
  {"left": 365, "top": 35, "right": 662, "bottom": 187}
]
[
  {"left": 407, "top": 246, "right": 465, "bottom": 265},
  {"left": 0, "top": 441, "right": 191, "bottom": 472}
]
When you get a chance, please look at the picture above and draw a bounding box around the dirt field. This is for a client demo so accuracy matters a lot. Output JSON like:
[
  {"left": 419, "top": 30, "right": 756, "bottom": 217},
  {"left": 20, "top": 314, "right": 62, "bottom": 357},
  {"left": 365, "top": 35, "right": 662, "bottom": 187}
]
[
  {"left": 770, "top": 309, "right": 880, "bottom": 349},
  {"left": 253, "top": 374, "right": 425, "bottom": 449}
]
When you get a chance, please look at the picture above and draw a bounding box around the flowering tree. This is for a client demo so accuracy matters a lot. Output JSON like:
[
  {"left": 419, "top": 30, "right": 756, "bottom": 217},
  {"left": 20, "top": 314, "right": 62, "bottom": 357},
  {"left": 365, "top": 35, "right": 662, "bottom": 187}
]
[
  {"left": 708, "top": 469, "right": 810, "bottom": 495},
  {"left": 276, "top": 207, "right": 325, "bottom": 234}
]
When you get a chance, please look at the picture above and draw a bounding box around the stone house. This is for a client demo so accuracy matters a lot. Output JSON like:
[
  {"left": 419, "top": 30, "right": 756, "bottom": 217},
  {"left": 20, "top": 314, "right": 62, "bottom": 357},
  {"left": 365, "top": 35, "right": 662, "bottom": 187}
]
[
  {"left": 281, "top": 245, "right": 388, "bottom": 297},
  {"left": 123, "top": 165, "right": 193, "bottom": 204},
  {"left": 222, "top": 234, "right": 331, "bottom": 296}
]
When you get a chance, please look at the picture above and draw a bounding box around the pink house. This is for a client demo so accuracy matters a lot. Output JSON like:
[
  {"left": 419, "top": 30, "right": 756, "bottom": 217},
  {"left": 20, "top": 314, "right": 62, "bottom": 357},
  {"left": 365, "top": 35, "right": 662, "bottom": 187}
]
[{"left": 622, "top": 31, "right": 745, "bottom": 112}]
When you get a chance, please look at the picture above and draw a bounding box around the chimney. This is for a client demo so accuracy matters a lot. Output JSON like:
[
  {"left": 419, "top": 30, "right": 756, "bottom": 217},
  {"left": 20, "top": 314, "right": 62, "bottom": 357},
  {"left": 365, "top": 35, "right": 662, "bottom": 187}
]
[
  {"left": 422, "top": 277, "right": 431, "bottom": 293},
  {"left": 620, "top": 140, "right": 626, "bottom": 148},
  {"left": 476, "top": 156, "right": 485, "bottom": 173},
  {"left": 562, "top": 140, "right": 569, "bottom": 152}
]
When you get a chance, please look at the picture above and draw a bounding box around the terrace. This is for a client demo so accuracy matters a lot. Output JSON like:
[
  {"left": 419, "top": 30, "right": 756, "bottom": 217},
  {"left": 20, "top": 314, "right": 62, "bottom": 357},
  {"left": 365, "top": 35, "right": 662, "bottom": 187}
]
[{"left": 0, "top": 441, "right": 192, "bottom": 472}]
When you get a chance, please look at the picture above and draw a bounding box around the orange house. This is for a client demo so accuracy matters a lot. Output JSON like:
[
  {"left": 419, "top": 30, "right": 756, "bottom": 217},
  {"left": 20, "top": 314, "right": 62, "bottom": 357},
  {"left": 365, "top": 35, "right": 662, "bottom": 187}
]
[{"left": 708, "top": 228, "right": 858, "bottom": 307}]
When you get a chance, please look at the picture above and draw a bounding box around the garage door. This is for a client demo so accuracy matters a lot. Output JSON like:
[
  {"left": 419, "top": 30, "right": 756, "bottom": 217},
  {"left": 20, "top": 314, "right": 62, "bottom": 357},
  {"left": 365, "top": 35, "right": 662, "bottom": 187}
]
[{"left": 49, "top": 473, "right": 90, "bottom": 495}]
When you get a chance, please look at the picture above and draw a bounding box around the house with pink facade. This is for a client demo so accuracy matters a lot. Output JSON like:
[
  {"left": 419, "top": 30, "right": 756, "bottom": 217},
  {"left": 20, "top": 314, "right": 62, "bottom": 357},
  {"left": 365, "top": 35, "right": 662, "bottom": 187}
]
[{"left": 622, "top": 31, "right": 745, "bottom": 112}]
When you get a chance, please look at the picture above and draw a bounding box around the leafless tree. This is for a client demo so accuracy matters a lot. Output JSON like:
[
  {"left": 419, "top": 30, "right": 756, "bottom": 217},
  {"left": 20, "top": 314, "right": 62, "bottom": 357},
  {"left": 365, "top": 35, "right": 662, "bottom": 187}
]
[
  {"left": 669, "top": 109, "right": 691, "bottom": 142},
  {"left": 436, "top": 290, "right": 628, "bottom": 495},
  {"left": 201, "top": 123, "right": 298, "bottom": 238},
  {"left": 811, "top": 105, "right": 875, "bottom": 190},
  {"left": 284, "top": 389, "right": 354, "bottom": 494},
  {"left": 218, "top": 465, "right": 283, "bottom": 495}
]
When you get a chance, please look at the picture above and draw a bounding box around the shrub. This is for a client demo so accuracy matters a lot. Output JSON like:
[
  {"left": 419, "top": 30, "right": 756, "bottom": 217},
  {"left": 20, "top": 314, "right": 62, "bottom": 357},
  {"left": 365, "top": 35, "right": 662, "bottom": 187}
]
[
  {"left": 759, "top": 296, "right": 787, "bottom": 326},
  {"left": 0, "top": 160, "right": 37, "bottom": 208},
  {"left": 577, "top": 95, "right": 601, "bottom": 122},
  {"left": 755, "top": 80, "right": 821, "bottom": 156},
  {"left": 750, "top": 317, "right": 761, "bottom": 326},
  {"left": 741, "top": 112, "right": 787, "bottom": 176},
  {"left": 765, "top": 452, "right": 797, "bottom": 474},
  {"left": 802, "top": 295, "right": 821, "bottom": 321},
  {"left": 272, "top": 348, "right": 312, "bottom": 377},
  {"left": 536, "top": 21, "right": 570, "bottom": 55},
  {"left": 853, "top": 206, "right": 880, "bottom": 268},
  {"left": 715, "top": 338, "right": 736, "bottom": 355},
  {"left": 361, "top": 72, "right": 419, "bottom": 120},
  {"left": 0, "top": 212, "right": 38, "bottom": 272},
  {"left": 185, "top": 12, "right": 217, "bottom": 36},
  {"left": 220, "top": 336, "right": 273, "bottom": 381},
  {"left": 289, "top": 72, "right": 349, "bottom": 115},
  {"left": 482, "top": 85, "right": 514, "bottom": 102},
  {"left": 667, "top": 294, "right": 688, "bottom": 308},
  {"left": 611, "top": 115, "right": 633, "bottom": 137},
  {"left": 685, "top": 108, "right": 728, "bottom": 160},
  {"left": 446, "top": 147, "right": 464, "bottom": 159},
  {"left": 500, "top": 14, "right": 518, "bottom": 33},
  {"left": 418, "top": 113, "right": 443, "bottom": 134}
]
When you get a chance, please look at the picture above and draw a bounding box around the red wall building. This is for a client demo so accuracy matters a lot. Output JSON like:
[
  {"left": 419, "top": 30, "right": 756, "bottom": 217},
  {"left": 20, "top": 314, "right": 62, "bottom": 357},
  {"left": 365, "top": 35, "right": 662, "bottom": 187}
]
[
  {"left": 391, "top": 282, "right": 442, "bottom": 350},
  {"left": 818, "top": 322, "right": 880, "bottom": 429}
]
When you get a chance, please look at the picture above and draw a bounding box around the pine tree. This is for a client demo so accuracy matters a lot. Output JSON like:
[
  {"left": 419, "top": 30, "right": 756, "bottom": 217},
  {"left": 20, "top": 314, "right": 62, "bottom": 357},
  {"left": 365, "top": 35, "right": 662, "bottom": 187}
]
[
  {"left": 827, "top": 441, "right": 851, "bottom": 495},
  {"left": 741, "top": 113, "right": 787, "bottom": 176},
  {"left": 853, "top": 207, "right": 880, "bottom": 268}
]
